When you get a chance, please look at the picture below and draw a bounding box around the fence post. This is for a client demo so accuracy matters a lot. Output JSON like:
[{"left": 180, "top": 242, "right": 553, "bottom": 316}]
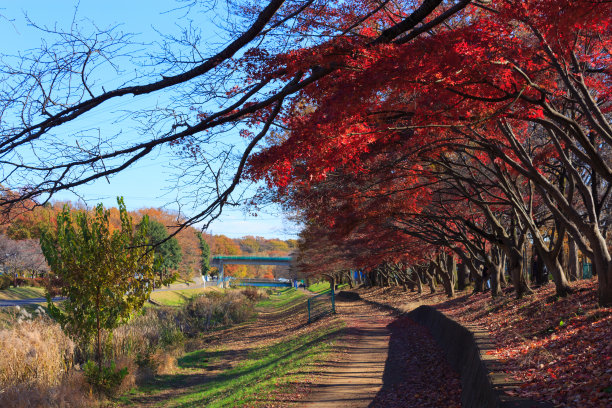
[
  {"left": 331, "top": 288, "right": 336, "bottom": 314},
  {"left": 308, "top": 298, "right": 312, "bottom": 323}
]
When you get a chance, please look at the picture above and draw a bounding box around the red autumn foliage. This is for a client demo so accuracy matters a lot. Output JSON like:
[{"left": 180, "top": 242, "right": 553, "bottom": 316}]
[
  {"left": 438, "top": 280, "right": 612, "bottom": 407},
  {"left": 358, "top": 279, "right": 612, "bottom": 407}
]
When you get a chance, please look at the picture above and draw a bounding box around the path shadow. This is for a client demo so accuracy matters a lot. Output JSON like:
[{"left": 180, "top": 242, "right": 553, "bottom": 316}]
[{"left": 369, "top": 316, "right": 462, "bottom": 407}]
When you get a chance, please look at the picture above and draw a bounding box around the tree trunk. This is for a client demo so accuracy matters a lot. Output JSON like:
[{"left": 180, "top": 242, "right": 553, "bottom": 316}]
[
  {"left": 346, "top": 270, "right": 354, "bottom": 289},
  {"left": 567, "top": 237, "right": 580, "bottom": 281},
  {"left": 500, "top": 266, "right": 508, "bottom": 287},
  {"left": 426, "top": 263, "right": 437, "bottom": 293},
  {"left": 407, "top": 273, "right": 416, "bottom": 292},
  {"left": 457, "top": 262, "right": 468, "bottom": 291},
  {"left": 488, "top": 247, "right": 503, "bottom": 297},
  {"left": 532, "top": 253, "right": 544, "bottom": 286},
  {"left": 471, "top": 265, "right": 484, "bottom": 293},
  {"left": 597, "top": 260, "right": 612, "bottom": 306},
  {"left": 96, "top": 290, "right": 102, "bottom": 373},
  {"left": 590, "top": 232, "right": 612, "bottom": 306},
  {"left": 415, "top": 269, "right": 423, "bottom": 294},
  {"left": 369, "top": 270, "right": 376, "bottom": 287},
  {"left": 496, "top": 251, "right": 506, "bottom": 288},
  {"left": 540, "top": 251, "right": 572, "bottom": 297},
  {"left": 507, "top": 247, "right": 532, "bottom": 298},
  {"left": 444, "top": 254, "right": 457, "bottom": 298},
  {"left": 323, "top": 274, "right": 336, "bottom": 291},
  {"left": 437, "top": 267, "right": 455, "bottom": 297},
  {"left": 433, "top": 254, "right": 455, "bottom": 298},
  {"left": 488, "top": 263, "right": 502, "bottom": 298}
]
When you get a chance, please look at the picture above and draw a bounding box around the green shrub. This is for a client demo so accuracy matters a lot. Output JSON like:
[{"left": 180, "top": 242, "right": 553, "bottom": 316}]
[
  {"left": 160, "top": 325, "right": 185, "bottom": 348},
  {"left": 0, "top": 275, "right": 10, "bottom": 290},
  {"left": 83, "top": 360, "right": 128, "bottom": 396},
  {"left": 134, "top": 348, "right": 157, "bottom": 375},
  {"left": 177, "top": 291, "right": 256, "bottom": 336},
  {"left": 203, "top": 289, "right": 224, "bottom": 300},
  {"left": 44, "top": 275, "right": 63, "bottom": 297}
]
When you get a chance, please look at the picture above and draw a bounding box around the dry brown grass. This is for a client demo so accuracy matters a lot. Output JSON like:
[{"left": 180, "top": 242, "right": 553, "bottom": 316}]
[
  {"left": 114, "top": 356, "right": 137, "bottom": 394},
  {"left": 0, "top": 371, "right": 97, "bottom": 408},
  {"left": 0, "top": 317, "right": 97, "bottom": 407},
  {"left": 0, "top": 317, "right": 74, "bottom": 388},
  {"left": 111, "top": 310, "right": 166, "bottom": 359},
  {"left": 153, "top": 350, "right": 177, "bottom": 375}
]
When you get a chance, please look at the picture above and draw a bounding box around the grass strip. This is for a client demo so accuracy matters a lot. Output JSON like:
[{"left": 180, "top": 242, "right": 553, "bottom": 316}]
[
  {"left": 0, "top": 286, "right": 46, "bottom": 300},
  {"left": 256, "top": 287, "right": 304, "bottom": 309},
  {"left": 122, "top": 286, "right": 343, "bottom": 407},
  {"left": 306, "top": 282, "right": 349, "bottom": 294},
  {"left": 148, "top": 287, "right": 213, "bottom": 307},
  {"left": 150, "top": 320, "right": 344, "bottom": 408}
]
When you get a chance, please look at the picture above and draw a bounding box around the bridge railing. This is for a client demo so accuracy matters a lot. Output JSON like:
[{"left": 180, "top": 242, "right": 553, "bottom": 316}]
[
  {"left": 230, "top": 278, "right": 292, "bottom": 288},
  {"left": 211, "top": 256, "right": 292, "bottom": 261}
]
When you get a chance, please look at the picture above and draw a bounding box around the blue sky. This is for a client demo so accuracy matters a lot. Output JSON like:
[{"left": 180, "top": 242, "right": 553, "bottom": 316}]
[{"left": 1, "top": 1, "right": 299, "bottom": 239}]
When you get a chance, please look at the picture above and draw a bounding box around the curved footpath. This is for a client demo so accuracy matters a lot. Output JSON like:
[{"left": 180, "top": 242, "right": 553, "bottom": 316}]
[
  {"left": 300, "top": 294, "right": 462, "bottom": 408},
  {"left": 299, "top": 300, "right": 392, "bottom": 407}
]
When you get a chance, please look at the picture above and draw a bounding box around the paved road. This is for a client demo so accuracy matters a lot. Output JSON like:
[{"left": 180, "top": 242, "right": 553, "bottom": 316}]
[{"left": 0, "top": 297, "right": 63, "bottom": 307}]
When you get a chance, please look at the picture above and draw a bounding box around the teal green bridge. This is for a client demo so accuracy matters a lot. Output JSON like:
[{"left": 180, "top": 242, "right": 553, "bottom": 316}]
[
  {"left": 231, "top": 278, "right": 292, "bottom": 288},
  {"left": 209, "top": 256, "right": 292, "bottom": 287}
]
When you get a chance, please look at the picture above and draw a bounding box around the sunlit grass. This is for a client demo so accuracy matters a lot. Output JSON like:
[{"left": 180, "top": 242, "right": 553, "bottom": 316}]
[
  {"left": 307, "top": 282, "right": 348, "bottom": 294},
  {"left": 0, "top": 286, "right": 46, "bottom": 300},
  {"left": 256, "top": 287, "right": 303, "bottom": 309},
  {"left": 148, "top": 287, "right": 216, "bottom": 307},
  {"left": 166, "top": 322, "right": 343, "bottom": 407}
]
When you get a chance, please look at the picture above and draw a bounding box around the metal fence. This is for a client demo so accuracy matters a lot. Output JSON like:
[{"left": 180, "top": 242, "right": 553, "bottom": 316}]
[
  {"left": 583, "top": 263, "right": 593, "bottom": 279},
  {"left": 307, "top": 289, "right": 336, "bottom": 324}
]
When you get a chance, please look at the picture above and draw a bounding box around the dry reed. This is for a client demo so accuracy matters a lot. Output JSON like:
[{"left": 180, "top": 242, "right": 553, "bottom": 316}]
[
  {"left": 0, "top": 316, "right": 74, "bottom": 388},
  {"left": 0, "top": 316, "right": 95, "bottom": 407}
]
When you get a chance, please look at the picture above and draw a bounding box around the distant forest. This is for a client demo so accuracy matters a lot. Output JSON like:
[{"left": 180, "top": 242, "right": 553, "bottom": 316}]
[{"left": 0, "top": 200, "right": 296, "bottom": 282}]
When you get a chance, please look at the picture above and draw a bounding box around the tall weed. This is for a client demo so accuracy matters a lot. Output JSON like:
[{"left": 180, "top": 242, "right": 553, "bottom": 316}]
[
  {"left": 0, "top": 317, "right": 94, "bottom": 407},
  {"left": 177, "top": 290, "right": 257, "bottom": 335},
  {"left": 0, "top": 317, "right": 74, "bottom": 388},
  {"left": 0, "top": 371, "right": 96, "bottom": 408}
]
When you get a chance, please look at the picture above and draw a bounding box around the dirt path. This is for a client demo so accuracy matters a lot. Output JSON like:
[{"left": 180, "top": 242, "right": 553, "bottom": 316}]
[
  {"left": 299, "top": 293, "right": 462, "bottom": 408},
  {"left": 299, "top": 298, "right": 395, "bottom": 408}
]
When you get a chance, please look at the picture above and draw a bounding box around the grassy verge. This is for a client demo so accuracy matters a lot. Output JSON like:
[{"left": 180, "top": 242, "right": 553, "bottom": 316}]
[
  {"left": 307, "top": 282, "right": 349, "bottom": 294},
  {"left": 120, "top": 286, "right": 344, "bottom": 407},
  {"left": 169, "top": 322, "right": 343, "bottom": 407},
  {"left": 149, "top": 287, "right": 215, "bottom": 307},
  {"left": 256, "top": 287, "right": 303, "bottom": 309},
  {"left": 0, "top": 286, "right": 46, "bottom": 300}
]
